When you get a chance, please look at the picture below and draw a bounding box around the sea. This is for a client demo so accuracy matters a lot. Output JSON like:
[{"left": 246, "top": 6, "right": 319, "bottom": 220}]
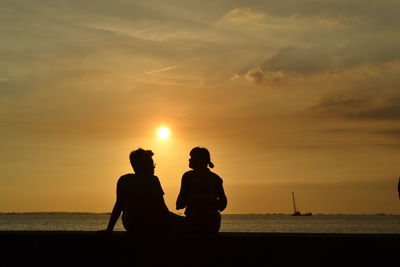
[{"left": 0, "top": 213, "right": 399, "bottom": 233}]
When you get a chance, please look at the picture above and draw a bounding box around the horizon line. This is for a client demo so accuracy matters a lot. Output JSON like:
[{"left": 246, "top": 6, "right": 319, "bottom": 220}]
[{"left": 1, "top": 212, "right": 398, "bottom": 216}]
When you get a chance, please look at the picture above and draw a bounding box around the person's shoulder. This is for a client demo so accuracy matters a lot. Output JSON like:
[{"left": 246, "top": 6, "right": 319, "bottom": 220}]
[
  {"left": 182, "top": 170, "right": 194, "bottom": 177},
  {"left": 210, "top": 171, "right": 223, "bottom": 183},
  {"left": 118, "top": 173, "right": 134, "bottom": 183},
  {"left": 119, "top": 173, "right": 134, "bottom": 179},
  {"left": 182, "top": 170, "right": 194, "bottom": 178}
]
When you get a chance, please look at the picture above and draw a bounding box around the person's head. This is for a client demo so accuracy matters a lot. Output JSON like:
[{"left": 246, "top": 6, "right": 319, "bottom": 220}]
[
  {"left": 129, "top": 148, "right": 155, "bottom": 175},
  {"left": 189, "top": 147, "right": 214, "bottom": 170}
]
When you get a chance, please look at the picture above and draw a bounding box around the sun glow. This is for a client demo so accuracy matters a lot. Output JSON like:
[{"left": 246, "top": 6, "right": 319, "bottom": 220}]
[{"left": 157, "top": 127, "right": 170, "bottom": 139}]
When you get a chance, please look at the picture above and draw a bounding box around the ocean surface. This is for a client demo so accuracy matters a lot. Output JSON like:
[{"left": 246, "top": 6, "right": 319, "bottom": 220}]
[{"left": 1, "top": 213, "right": 399, "bottom": 233}]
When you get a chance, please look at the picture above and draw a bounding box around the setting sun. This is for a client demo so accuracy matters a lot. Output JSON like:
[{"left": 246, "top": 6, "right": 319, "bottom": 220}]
[{"left": 157, "top": 127, "right": 170, "bottom": 139}]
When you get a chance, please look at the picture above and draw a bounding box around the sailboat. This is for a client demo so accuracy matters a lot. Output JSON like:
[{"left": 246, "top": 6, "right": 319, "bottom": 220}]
[{"left": 291, "top": 192, "right": 312, "bottom": 216}]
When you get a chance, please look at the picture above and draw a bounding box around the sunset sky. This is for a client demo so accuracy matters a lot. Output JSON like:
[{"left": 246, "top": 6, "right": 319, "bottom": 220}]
[{"left": 1, "top": 0, "right": 399, "bottom": 214}]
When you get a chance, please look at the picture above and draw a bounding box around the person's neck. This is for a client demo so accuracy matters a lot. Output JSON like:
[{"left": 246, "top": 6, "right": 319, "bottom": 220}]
[
  {"left": 194, "top": 167, "right": 209, "bottom": 172},
  {"left": 134, "top": 171, "right": 153, "bottom": 176}
]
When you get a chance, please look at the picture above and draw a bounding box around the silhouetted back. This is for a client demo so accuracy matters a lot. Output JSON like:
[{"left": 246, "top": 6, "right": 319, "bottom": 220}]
[
  {"left": 118, "top": 173, "right": 168, "bottom": 231},
  {"left": 177, "top": 169, "right": 226, "bottom": 215},
  {"left": 176, "top": 147, "right": 227, "bottom": 233}
]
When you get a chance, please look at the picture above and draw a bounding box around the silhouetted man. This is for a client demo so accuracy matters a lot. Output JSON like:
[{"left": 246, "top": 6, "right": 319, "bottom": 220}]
[{"left": 105, "top": 149, "right": 170, "bottom": 233}]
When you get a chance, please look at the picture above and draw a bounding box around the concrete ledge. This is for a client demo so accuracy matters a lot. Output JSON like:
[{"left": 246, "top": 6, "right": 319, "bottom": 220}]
[{"left": 1, "top": 231, "right": 399, "bottom": 266}]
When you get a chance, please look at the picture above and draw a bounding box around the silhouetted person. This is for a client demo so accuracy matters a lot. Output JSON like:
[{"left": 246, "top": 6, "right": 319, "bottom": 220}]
[
  {"left": 105, "top": 149, "right": 170, "bottom": 233},
  {"left": 176, "top": 147, "right": 227, "bottom": 233}
]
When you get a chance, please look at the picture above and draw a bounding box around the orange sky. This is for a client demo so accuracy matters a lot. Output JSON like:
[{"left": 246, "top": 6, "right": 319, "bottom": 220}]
[{"left": 0, "top": 0, "right": 399, "bottom": 214}]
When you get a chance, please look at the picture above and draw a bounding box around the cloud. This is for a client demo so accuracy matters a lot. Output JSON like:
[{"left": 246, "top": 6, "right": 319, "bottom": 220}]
[
  {"left": 228, "top": 3, "right": 400, "bottom": 79},
  {"left": 219, "top": 8, "right": 267, "bottom": 24},
  {"left": 261, "top": 46, "right": 333, "bottom": 75},
  {"left": 375, "top": 129, "right": 400, "bottom": 139},
  {"left": 244, "top": 67, "right": 285, "bottom": 84},
  {"left": 256, "top": 35, "right": 400, "bottom": 77},
  {"left": 353, "top": 102, "right": 400, "bottom": 120},
  {"left": 310, "top": 96, "right": 400, "bottom": 120},
  {"left": 310, "top": 96, "right": 367, "bottom": 112},
  {"left": 221, "top": 1, "right": 400, "bottom": 30},
  {"left": 2, "top": 0, "right": 400, "bottom": 139}
]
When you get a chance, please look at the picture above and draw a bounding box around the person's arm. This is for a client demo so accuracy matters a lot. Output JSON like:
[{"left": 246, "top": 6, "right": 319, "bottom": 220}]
[
  {"left": 105, "top": 178, "right": 124, "bottom": 232},
  {"left": 216, "top": 180, "right": 227, "bottom": 212},
  {"left": 106, "top": 200, "right": 123, "bottom": 232},
  {"left": 159, "top": 196, "right": 170, "bottom": 213},
  {"left": 154, "top": 176, "right": 170, "bottom": 213},
  {"left": 176, "top": 174, "right": 188, "bottom": 210}
]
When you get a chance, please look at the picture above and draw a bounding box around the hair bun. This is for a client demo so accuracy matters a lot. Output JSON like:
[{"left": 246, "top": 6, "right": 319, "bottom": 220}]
[{"left": 208, "top": 162, "right": 214, "bottom": 168}]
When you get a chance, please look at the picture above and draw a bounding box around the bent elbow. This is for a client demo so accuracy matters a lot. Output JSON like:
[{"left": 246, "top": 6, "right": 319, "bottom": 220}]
[{"left": 218, "top": 196, "right": 227, "bottom": 212}]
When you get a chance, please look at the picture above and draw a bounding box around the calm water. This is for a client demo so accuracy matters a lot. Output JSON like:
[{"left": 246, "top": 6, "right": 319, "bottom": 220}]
[{"left": 0, "top": 213, "right": 399, "bottom": 233}]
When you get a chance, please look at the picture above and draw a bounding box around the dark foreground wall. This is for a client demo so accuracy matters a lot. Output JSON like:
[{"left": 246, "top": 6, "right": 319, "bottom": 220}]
[{"left": 1, "top": 231, "right": 398, "bottom": 267}]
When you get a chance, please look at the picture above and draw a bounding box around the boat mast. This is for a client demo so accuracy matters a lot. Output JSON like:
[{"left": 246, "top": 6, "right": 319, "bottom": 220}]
[{"left": 292, "top": 192, "right": 298, "bottom": 213}]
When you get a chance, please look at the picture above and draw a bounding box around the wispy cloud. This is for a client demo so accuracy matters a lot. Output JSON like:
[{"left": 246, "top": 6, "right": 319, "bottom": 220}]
[
  {"left": 244, "top": 67, "right": 285, "bottom": 84},
  {"left": 375, "top": 128, "right": 400, "bottom": 139},
  {"left": 143, "top": 65, "right": 180, "bottom": 75},
  {"left": 310, "top": 96, "right": 400, "bottom": 121}
]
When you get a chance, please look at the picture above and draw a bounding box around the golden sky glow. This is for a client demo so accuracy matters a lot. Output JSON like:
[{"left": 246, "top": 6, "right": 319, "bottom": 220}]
[{"left": 0, "top": 0, "right": 399, "bottom": 214}]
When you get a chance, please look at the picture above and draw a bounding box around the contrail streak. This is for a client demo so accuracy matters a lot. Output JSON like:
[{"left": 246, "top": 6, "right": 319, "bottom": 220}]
[{"left": 143, "top": 65, "right": 180, "bottom": 75}]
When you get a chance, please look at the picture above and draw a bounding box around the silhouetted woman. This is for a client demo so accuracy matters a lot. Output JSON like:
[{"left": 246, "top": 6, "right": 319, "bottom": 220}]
[{"left": 176, "top": 147, "right": 227, "bottom": 233}]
